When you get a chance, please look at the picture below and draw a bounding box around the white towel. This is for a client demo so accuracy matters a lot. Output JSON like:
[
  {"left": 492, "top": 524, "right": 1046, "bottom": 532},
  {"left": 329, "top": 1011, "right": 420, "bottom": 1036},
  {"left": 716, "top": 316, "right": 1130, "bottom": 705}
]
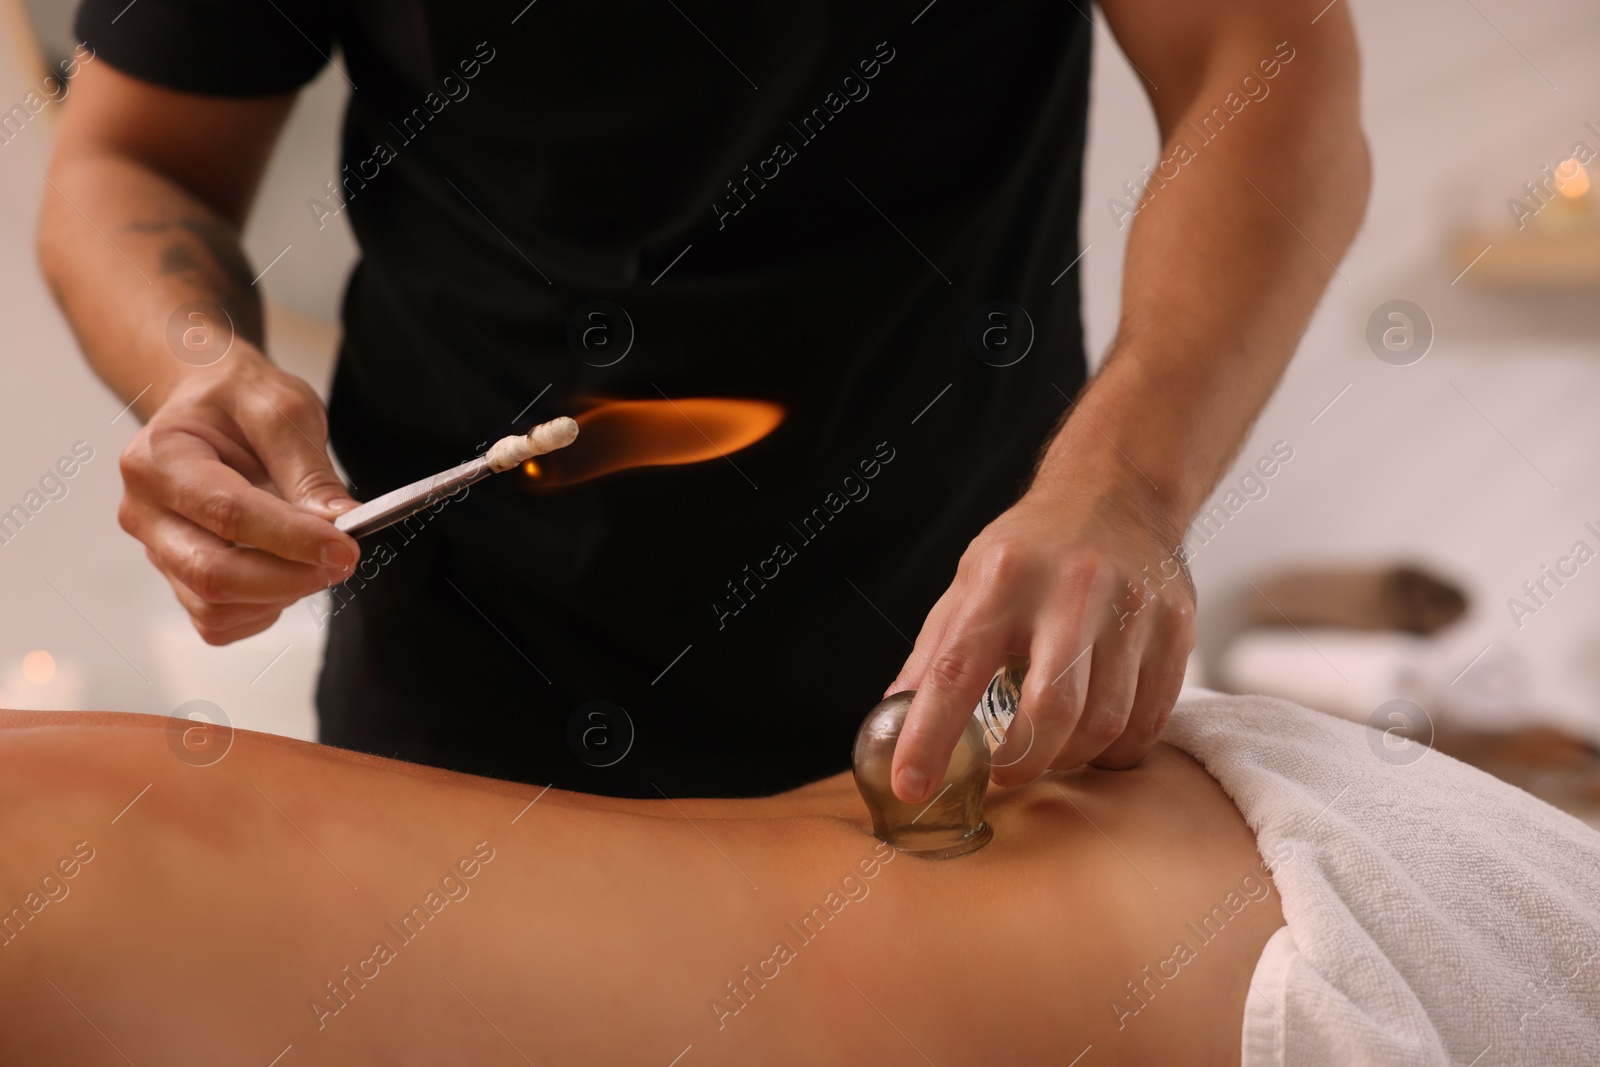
[
  {"left": 1217, "top": 625, "right": 1575, "bottom": 738},
  {"left": 1164, "top": 687, "right": 1600, "bottom": 1067}
]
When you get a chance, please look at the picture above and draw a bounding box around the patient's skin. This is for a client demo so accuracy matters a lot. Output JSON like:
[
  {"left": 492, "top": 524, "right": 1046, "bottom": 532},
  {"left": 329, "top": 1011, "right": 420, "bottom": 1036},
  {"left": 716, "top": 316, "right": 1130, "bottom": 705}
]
[{"left": 0, "top": 711, "right": 1283, "bottom": 1066}]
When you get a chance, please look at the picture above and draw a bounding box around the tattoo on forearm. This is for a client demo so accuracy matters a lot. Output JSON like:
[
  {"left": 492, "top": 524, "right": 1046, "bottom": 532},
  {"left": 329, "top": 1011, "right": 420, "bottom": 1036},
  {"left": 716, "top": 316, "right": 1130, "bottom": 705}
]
[
  {"left": 157, "top": 242, "right": 202, "bottom": 276},
  {"left": 124, "top": 215, "right": 264, "bottom": 346}
]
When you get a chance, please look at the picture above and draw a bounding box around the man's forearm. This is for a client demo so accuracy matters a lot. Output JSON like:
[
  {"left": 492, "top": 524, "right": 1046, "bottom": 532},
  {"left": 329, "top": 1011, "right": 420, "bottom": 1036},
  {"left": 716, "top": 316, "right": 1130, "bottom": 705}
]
[
  {"left": 1032, "top": 32, "right": 1369, "bottom": 539},
  {"left": 39, "top": 153, "right": 264, "bottom": 420}
]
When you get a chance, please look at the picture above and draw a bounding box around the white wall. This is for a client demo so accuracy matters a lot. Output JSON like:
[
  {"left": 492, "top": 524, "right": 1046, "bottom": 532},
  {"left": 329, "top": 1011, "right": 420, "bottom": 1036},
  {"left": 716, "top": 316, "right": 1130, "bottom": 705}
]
[{"left": 1080, "top": 0, "right": 1600, "bottom": 737}]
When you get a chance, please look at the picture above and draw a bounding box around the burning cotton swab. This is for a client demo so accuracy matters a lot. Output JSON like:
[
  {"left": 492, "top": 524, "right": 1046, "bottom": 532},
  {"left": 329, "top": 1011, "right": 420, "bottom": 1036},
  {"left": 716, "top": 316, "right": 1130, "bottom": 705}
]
[{"left": 333, "top": 417, "right": 579, "bottom": 539}]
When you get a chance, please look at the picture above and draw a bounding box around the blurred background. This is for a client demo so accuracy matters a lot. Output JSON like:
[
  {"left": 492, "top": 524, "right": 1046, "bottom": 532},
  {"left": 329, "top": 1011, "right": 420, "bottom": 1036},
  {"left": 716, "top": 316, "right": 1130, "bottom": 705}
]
[{"left": 3, "top": 0, "right": 1598, "bottom": 816}]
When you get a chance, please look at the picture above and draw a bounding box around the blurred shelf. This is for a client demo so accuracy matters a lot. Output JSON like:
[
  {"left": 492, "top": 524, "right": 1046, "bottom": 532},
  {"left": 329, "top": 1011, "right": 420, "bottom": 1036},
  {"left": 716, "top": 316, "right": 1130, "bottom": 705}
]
[{"left": 1454, "top": 227, "right": 1600, "bottom": 288}]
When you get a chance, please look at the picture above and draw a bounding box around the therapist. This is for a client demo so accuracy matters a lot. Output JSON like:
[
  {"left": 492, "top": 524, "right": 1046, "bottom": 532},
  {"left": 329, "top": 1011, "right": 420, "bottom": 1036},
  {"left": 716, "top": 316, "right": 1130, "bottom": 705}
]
[{"left": 40, "top": 1, "right": 1366, "bottom": 800}]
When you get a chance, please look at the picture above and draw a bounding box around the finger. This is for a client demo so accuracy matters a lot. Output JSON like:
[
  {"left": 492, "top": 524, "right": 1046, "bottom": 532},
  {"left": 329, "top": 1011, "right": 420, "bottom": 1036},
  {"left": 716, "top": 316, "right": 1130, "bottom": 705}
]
[
  {"left": 1050, "top": 619, "right": 1148, "bottom": 770},
  {"left": 165, "top": 573, "right": 287, "bottom": 645},
  {"left": 138, "top": 508, "right": 343, "bottom": 605},
  {"left": 192, "top": 612, "right": 282, "bottom": 646},
  {"left": 991, "top": 625, "right": 1095, "bottom": 786},
  {"left": 232, "top": 378, "right": 358, "bottom": 518},
  {"left": 885, "top": 585, "right": 959, "bottom": 697},
  {"left": 130, "top": 431, "right": 359, "bottom": 570},
  {"left": 1092, "top": 603, "right": 1194, "bottom": 769},
  {"left": 889, "top": 592, "right": 1017, "bottom": 803}
]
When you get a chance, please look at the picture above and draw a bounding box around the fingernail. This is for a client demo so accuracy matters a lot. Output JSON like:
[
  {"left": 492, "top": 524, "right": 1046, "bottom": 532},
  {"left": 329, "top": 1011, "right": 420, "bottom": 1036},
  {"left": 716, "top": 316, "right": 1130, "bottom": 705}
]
[
  {"left": 321, "top": 542, "right": 357, "bottom": 570},
  {"left": 323, "top": 495, "right": 359, "bottom": 514},
  {"left": 895, "top": 766, "right": 929, "bottom": 803}
]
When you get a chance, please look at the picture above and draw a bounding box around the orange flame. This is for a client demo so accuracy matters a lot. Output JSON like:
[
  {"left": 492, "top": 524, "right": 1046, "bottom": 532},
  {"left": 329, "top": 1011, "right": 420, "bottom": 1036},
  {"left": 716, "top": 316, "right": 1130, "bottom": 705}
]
[
  {"left": 523, "top": 397, "right": 784, "bottom": 488},
  {"left": 1555, "top": 157, "right": 1591, "bottom": 200}
]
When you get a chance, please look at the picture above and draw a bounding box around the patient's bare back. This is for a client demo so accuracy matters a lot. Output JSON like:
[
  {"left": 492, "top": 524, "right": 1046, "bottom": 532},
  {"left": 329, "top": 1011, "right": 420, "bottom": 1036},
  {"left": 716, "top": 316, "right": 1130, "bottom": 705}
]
[{"left": 0, "top": 711, "right": 1279, "bottom": 1066}]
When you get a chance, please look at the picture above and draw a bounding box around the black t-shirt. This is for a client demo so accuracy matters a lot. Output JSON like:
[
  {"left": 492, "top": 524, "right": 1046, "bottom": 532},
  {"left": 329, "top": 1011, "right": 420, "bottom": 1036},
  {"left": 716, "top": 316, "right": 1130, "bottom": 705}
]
[{"left": 78, "top": 0, "right": 1092, "bottom": 797}]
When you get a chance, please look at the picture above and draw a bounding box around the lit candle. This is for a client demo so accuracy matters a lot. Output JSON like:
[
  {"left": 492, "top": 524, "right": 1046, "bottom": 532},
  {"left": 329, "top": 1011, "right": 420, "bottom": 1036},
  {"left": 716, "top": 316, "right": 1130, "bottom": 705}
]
[
  {"left": 1535, "top": 157, "right": 1595, "bottom": 233},
  {"left": 2, "top": 650, "right": 88, "bottom": 710}
]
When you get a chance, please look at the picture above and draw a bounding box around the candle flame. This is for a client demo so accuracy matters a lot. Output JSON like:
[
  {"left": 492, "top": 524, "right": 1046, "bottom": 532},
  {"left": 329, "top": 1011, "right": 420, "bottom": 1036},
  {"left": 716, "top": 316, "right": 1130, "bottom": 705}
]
[
  {"left": 22, "top": 650, "right": 55, "bottom": 685},
  {"left": 1555, "top": 157, "right": 1590, "bottom": 199},
  {"left": 523, "top": 397, "right": 784, "bottom": 488}
]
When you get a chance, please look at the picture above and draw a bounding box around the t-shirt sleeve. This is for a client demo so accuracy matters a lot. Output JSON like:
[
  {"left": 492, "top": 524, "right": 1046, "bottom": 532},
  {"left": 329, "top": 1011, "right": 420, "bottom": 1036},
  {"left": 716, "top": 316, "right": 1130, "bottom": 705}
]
[{"left": 75, "top": 0, "right": 335, "bottom": 97}]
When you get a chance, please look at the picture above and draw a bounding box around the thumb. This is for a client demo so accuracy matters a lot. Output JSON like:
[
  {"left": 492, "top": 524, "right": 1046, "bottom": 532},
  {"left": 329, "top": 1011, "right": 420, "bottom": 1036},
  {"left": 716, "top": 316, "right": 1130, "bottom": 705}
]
[
  {"left": 287, "top": 460, "right": 359, "bottom": 520},
  {"left": 236, "top": 380, "right": 359, "bottom": 518}
]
